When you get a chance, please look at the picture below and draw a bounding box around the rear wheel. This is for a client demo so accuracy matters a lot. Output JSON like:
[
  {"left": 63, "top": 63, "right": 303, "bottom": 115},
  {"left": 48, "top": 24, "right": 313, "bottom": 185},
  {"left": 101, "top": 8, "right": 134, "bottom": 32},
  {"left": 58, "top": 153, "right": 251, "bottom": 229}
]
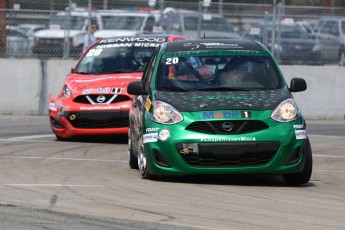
[
  {"left": 137, "top": 136, "right": 153, "bottom": 179},
  {"left": 128, "top": 129, "right": 138, "bottom": 169},
  {"left": 282, "top": 138, "right": 313, "bottom": 186}
]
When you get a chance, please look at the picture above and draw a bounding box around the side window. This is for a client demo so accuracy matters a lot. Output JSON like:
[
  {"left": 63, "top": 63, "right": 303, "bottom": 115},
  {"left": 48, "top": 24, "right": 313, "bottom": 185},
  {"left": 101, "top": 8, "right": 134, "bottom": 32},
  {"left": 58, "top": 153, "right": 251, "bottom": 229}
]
[
  {"left": 142, "top": 48, "right": 159, "bottom": 91},
  {"left": 8, "top": 29, "right": 26, "bottom": 38},
  {"left": 144, "top": 16, "right": 155, "bottom": 31},
  {"left": 330, "top": 21, "right": 340, "bottom": 35},
  {"left": 321, "top": 21, "right": 337, "bottom": 35}
]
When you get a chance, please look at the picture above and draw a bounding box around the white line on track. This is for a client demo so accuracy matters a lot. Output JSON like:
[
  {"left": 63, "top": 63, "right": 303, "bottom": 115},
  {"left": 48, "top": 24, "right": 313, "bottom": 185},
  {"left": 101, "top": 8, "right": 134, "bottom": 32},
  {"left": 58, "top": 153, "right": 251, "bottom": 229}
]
[
  {"left": 0, "top": 155, "right": 127, "bottom": 163},
  {"left": 309, "top": 134, "right": 345, "bottom": 139},
  {"left": 314, "top": 154, "right": 345, "bottom": 159},
  {"left": 0, "top": 134, "right": 55, "bottom": 142},
  {"left": 315, "top": 169, "right": 345, "bottom": 173},
  {"left": 0, "top": 184, "right": 104, "bottom": 187}
]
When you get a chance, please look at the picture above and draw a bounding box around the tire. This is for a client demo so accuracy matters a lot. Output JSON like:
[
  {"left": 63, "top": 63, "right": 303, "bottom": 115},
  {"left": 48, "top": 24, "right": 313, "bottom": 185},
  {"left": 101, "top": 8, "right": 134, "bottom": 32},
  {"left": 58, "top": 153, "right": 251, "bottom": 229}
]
[
  {"left": 54, "top": 134, "right": 71, "bottom": 141},
  {"left": 55, "top": 135, "right": 64, "bottom": 141},
  {"left": 338, "top": 50, "right": 345, "bottom": 66},
  {"left": 137, "top": 136, "right": 153, "bottom": 179},
  {"left": 282, "top": 138, "right": 313, "bottom": 186},
  {"left": 128, "top": 129, "right": 138, "bottom": 169}
]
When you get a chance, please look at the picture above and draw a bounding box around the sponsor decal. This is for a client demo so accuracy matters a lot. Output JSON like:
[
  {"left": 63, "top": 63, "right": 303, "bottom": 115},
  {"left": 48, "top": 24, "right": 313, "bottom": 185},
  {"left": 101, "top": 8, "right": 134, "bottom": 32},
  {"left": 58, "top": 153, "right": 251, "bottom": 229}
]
[
  {"left": 293, "top": 124, "right": 304, "bottom": 129},
  {"left": 163, "top": 50, "right": 267, "bottom": 58},
  {"left": 203, "top": 111, "right": 239, "bottom": 119},
  {"left": 82, "top": 87, "right": 122, "bottom": 95},
  {"left": 111, "top": 88, "right": 122, "bottom": 94},
  {"left": 99, "top": 37, "right": 167, "bottom": 44},
  {"left": 143, "top": 133, "right": 158, "bottom": 143},
  {"left": 145, "top": 98, "right": 152, "bottom": 111},
  {"left": 158, "top": 129, "right": 170, "bottom": 141},
  {"left": 134, "top": 43, "right": 161, "bottom": 47},
  {"left": 295, "top": 130, "right": 307, "bottom": 140},
  {"left": 146, "top": 127, "right": 159, "bottom": 132},
  {"left": 200, "top": 137, "right": 256, "bottom": 142},
  {"left": 79, "top": 105, "right": 120, "bottom": 111}
]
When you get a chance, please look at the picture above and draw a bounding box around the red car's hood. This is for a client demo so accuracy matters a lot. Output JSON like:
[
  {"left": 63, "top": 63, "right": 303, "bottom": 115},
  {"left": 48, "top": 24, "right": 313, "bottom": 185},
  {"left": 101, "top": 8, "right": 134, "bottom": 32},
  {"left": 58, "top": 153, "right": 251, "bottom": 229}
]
[{"left": 65, "top": 72, "right": 142, "bottom": 95}]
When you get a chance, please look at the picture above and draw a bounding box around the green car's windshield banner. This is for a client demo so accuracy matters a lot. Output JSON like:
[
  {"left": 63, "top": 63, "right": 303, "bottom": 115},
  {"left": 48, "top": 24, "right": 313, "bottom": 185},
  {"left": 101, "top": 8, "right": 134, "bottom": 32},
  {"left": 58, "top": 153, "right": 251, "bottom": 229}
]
[{"left": 163, "top": 50, "right": 268, "bottom": 58}]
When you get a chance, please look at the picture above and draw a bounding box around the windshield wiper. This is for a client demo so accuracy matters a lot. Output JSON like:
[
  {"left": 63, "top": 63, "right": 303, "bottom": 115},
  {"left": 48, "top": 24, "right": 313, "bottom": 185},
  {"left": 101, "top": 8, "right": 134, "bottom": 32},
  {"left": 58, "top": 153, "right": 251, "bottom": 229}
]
[
  {"left": 157, "top": 85, "right": 189, "bottom": 92},
  {"left": 197, "top": 87, "right": 252, "bottom": 91}
]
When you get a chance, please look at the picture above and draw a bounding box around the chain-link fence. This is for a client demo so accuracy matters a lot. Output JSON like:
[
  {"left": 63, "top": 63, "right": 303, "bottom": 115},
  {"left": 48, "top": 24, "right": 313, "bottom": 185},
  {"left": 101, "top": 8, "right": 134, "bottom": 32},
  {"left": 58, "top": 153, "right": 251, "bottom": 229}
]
[{"left": 2, "top": 0, "right": 345, "bottom": 65}]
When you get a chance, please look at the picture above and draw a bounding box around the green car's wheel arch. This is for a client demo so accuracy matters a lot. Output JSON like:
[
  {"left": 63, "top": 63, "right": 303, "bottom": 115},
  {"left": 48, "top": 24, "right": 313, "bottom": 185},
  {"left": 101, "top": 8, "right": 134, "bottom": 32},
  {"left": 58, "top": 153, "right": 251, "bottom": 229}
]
[
  {"left": 282, "top": 138, "right": 313, "bottom": 186},
  {"left": 137, "top": 136, "right": 153, "bottom": 179},
  {"left": 128, "top": 129, "right": 138, "bottom": 169}
]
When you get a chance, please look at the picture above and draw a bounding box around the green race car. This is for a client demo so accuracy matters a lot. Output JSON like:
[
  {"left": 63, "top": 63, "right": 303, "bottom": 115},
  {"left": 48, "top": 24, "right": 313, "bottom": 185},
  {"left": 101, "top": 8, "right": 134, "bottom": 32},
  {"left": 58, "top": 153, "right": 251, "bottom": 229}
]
[{"left": 127, "top": 39, "right": 312, "bottom": 185}]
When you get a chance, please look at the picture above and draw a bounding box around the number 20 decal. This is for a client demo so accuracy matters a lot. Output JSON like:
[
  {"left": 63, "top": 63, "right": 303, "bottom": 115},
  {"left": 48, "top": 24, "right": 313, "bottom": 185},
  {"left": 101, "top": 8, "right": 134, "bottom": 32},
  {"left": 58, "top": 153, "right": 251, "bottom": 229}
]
[{"left": 166, "top": 57, "right": 179, "bottom": 65}]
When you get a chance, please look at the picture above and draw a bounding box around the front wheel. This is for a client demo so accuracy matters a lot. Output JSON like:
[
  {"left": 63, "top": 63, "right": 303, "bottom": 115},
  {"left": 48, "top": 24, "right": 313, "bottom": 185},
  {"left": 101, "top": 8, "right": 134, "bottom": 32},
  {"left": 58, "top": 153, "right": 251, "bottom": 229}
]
[
  {"left": 128, "top": 129, "right": 138, "bottom": 169},
  {"left": 137, "top": 136, "right": 153, "bottom": 179},
  {"left": 282, "top": 138, "right": 313, "bottom": 186}
]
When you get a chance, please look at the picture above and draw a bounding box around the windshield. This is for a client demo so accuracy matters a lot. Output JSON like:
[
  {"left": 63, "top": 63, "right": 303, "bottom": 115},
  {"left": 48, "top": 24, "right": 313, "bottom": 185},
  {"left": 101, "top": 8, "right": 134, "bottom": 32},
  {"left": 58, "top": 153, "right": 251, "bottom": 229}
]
[
  {"left": 74, "top": 45, "right": 156, "bottom": 74},
  {"left": 102, "top": 15, "right": 145, "bottom": 30},
  {"left": 156, "top": 52, "right": 282, "bottom": 91},
  {"left": 50, "top": 15, "right": 87, "bottom": 30}
]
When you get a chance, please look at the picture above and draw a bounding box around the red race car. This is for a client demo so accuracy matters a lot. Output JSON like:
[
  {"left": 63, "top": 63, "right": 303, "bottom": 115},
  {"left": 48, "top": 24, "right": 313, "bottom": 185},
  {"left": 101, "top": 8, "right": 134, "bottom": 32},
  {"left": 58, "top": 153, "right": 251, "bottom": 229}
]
[{"left": 49, "top": 34, "right": 186, "bottom": 140}]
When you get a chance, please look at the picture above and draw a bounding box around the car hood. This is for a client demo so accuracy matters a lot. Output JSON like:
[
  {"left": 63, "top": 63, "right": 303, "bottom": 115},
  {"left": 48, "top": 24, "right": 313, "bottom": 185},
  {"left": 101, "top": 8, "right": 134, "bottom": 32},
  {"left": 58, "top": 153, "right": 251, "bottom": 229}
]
[
  {"left": 94, "top": 30, "right": 138, "bottom": 39},
  {"left": 66, "top": 73, "right": 142, "bottom": 96},
  {"left": 34, "top": 29, "right": 84, "bottom": 38},
  {"left": 154, "top": 89, "right": 291, "bottom": 111}
]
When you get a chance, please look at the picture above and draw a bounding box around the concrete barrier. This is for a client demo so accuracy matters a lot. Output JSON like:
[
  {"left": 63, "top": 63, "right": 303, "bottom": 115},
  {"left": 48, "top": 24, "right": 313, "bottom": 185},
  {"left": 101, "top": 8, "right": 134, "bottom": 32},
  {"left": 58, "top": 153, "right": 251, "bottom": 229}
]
[{"left": 0, "top": 59, "right": 344, "bottom": 120}]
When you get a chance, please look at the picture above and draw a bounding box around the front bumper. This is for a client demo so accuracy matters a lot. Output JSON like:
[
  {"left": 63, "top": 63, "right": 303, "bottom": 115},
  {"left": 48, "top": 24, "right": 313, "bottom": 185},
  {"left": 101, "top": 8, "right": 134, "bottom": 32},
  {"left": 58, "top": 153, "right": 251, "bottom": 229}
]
[
  {"left": 142, "top": 116, "right": 307, "bottom": 176},
  {"left": 49, "top": 108, "right": 129, "bottom": 139}
]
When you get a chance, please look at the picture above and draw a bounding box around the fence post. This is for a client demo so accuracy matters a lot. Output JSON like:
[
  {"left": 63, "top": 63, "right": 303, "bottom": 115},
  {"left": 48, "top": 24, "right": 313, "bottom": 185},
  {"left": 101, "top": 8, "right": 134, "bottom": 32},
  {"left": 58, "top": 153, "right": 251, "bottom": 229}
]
[
  {"left": 38, "top": 59, "right": 47, "bottom": 115},
  {"left": 271, "top": 0, "right": 276, "bottom": 58}
]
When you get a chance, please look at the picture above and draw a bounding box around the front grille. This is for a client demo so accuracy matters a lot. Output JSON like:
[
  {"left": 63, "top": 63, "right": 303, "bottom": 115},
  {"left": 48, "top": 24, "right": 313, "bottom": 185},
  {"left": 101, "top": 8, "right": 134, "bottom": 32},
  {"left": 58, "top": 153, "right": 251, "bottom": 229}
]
[
  {"left": 73, "top": 94, "right": 131, "bottom": 104},
  {"left": 65, "top": 111, "right": 129, "bottom": 128},
  {"left": 180, "top": 142, "right": 280, "bottom": 167},
  {"left": 185, "top": 120, "right": 268, "bottom": 134}
]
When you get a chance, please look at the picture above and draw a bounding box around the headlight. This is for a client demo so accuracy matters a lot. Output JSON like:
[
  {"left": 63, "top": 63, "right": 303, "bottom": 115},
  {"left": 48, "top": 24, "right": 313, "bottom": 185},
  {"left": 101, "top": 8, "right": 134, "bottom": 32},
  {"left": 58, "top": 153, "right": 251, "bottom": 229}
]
[
  {"left": 151, "top": 101, "right": 183, "bottom": 124},
  {"left": 62, "top": 85, "right": 72, "bottom": 98},
  {"left": 271, "top": 98, "right": 298, "bottom": 122}
]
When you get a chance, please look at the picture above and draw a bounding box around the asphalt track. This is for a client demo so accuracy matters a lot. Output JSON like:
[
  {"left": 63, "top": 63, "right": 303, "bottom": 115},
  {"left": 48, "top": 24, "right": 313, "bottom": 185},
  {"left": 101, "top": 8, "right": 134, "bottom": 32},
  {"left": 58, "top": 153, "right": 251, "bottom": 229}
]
[{"left": 0, "top": 115, "right": 344, "bottom": 230}]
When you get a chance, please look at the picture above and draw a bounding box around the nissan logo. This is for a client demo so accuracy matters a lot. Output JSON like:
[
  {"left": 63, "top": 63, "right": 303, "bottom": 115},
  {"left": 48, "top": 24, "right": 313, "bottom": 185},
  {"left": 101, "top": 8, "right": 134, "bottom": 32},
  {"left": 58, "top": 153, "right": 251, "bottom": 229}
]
[
  {"left": 222, "top": 122, "right": 234, "bottom": 132},
  {"left": 96, "top": 95, "right": 106, "bottom": 103}
]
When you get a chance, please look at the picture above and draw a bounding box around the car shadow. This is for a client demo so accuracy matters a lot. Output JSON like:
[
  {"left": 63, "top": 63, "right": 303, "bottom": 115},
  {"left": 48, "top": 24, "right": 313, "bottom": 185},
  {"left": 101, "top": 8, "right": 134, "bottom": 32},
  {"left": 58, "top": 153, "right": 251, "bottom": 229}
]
[
  {"left": 54, "top": 134, "right": 128, "bottom": 144},
  {"left": 154, "top": 174, "right": 316, "bottom": 187}
]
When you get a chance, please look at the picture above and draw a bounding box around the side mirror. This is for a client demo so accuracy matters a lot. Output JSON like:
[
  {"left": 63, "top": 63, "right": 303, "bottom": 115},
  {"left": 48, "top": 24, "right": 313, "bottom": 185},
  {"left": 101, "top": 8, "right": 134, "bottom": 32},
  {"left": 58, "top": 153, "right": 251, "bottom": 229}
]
[
  {"left": 289, "top": 78, "right": 307, "bottom": 92},
  {"left": 71, "top": 67, "right": 75, "bottom": 73},
  {"left": 127, "top": 81, "right": 146, "bottom": 95}
]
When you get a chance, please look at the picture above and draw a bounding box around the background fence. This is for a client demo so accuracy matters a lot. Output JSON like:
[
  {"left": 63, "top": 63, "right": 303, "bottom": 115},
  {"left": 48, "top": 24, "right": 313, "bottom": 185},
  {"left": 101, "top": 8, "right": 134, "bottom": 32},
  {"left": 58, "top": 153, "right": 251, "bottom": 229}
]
[{"left": 2, "top": 0, "right": 345, "bottom": 65}]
